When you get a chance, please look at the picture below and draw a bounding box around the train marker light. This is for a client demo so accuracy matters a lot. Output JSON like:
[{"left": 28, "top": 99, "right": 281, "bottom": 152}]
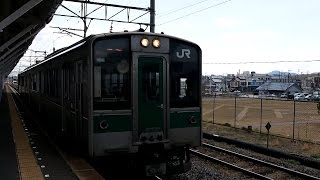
[
  {"left": 141, "top": 38, "right": 150, "bottom": 47},
  {"left": 100, "top": 120, "right": 108, "bottom": 129},
  {"left": 152, "top": 38, "right": 160, "bottom": 48}
]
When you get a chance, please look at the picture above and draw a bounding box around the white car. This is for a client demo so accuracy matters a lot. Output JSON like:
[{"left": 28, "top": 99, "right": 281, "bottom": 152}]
[
  {"left": 294, "top": 93, "right": 301, "bottom": 97},
  {"left": 305, "top": 94, "right": 312, "bottom": 101},
  {"left": 267, "top": 94, "right": 277, "bottom": 99},
  {"left": 280, "top": 93, "right": 287, "bottom": 98},
  {"left": 294, "top": 94, "right": 306, "bottom": 101}
]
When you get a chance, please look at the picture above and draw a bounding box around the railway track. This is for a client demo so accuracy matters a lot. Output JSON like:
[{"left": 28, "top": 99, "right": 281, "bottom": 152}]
[
  {"left": 203, "top": 132, "right": 320, "bottom": 169},
  {"left": 191, "top": 142, "right": 320, "bottom": 180}
]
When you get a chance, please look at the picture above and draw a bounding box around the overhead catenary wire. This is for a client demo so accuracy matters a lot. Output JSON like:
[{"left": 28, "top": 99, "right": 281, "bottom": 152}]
[
  {"left": 17, "top": 0, "right": 147, "bottom": 71},
  {"left": 34, "top": 0, "right": 220, "bottom": 54},
  {"left": 28, "top": 0, "right": 94, "bottom": 55},
  {"left": 157, "top": 0, "right": 216, "bottom": 18},
  {"left": 32, "top": 1, "right": 83, "bottom": 51},
  {"left": 203, "top": 59, "right": 320, "bottom": 65},
  {"left": 158, "top": 0, "right": 231, "bottom": 26}
]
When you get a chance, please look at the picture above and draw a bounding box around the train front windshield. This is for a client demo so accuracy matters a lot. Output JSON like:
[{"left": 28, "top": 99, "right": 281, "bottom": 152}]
[
  {"left": 93, "top": 38, "right": 131, "bottom": 110},
  {"left": 169, "top": 39, "right": 200, "bottom": 108},
  {"left": 92, "top": 36, "right": 200, "bottom": 110}
]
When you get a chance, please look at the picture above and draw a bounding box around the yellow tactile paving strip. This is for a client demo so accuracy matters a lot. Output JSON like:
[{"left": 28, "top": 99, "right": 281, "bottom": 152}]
[
  {"left": 60, "top": 152, "right": 105, "bottom": 180},
  {"left": 6, "top": 85, "right": 105, "bottom": 180},
  {"left": 6, "top": 86, "right": 44, "bottom": 180}
]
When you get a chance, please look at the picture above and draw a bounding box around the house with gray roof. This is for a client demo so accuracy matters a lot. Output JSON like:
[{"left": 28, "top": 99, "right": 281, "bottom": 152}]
[{"left": 256, "top": 82, "right": 302, "bottom": 96}]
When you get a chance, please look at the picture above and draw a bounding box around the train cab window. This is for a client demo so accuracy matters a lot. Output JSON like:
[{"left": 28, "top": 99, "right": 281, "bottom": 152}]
[
  {"left": 93, "top": 38, "right": 131, "bottom": 110},
  {"left": 170, "top": 40, "right": 200, "bottom": 108},
  {"left": 142, "top": 65, "right": 161, "bottom": 103}
]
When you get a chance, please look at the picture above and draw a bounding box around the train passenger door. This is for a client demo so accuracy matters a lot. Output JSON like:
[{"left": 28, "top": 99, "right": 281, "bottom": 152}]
[{"left": 133, "top": 55, "right": 167, "bottom": 143}]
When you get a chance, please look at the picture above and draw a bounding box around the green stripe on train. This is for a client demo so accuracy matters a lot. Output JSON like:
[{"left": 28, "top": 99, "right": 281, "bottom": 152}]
[
  {"left": 93, "top": 114, "right": 132, "bottom": 133},
  {"left": 170, "top": 111, "right": 201, "bottom": 129}
]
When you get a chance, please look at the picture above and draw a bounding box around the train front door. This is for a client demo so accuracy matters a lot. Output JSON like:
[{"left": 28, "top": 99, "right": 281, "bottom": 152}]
[{"left": 133, "top": 55, "right": 167, "bottom": 143}]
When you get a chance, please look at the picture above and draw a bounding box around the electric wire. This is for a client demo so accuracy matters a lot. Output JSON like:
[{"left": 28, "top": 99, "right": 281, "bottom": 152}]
[
  {"left": 203, "top": 59, "right": 320, "bottom": 65},
  {"left": 158, "top": 0, "right": 231, "bottom": 26},
  {"left": 30, "top": 7, "right": 79, "bottom": 54},
  {"left": 24, "top": 0, "right": 85, "bottom": 64},
  {"left": 157, "top": 0, "right": 216, "bottom": 18}
]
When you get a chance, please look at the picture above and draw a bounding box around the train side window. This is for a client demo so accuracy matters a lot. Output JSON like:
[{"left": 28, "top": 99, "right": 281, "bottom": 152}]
[
  {"left": 56, "top": 69, "right": 61, "bottom": 98},
  {"left": 45, "top": 71, "right": 49, "bottom": 95},
  {"left": 32, "top": 74, "right": 37, "bottom": 91},
  {"left": 94, "top": 66, "right": 101, "bottom": 97},
  {"left": 21, "top": 76, "right": 24, "bottom": 86},
  {"left": 38, "top": 72, "right": 41, "bottom": 93},
  {"left": 69, "top": 64, "right": 76, "bottom": 109},
  {"left": 48, "top": 71, "right": 51, "bottom": 95},
  {"left": 63, "top": 66, "right": 70, "bottom": 100},
  {"left": 81, "top": 61, "right": 89, "bottom": 117},
  {"left": 93, "top": 37, "right": 130, "bottom": 110},
  {"left": 41, "top": 71, "right": 44, "bottom": 94}
]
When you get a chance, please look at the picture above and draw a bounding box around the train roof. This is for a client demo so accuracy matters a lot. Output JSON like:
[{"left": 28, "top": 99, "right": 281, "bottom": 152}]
[{"left": 19, "top": 31, "right": 200, "bottom": 75}]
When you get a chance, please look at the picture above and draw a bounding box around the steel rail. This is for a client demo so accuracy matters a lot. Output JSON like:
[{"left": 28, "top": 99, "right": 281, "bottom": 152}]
[
  {"left": 154, "top": 175, "right": 162, "bottom": 180},
  {"left": 190, "top": 149, "right": 273, "bottom": 180},
  {"left": 202, "top": 142, "right": 320, "bottom": 180}
]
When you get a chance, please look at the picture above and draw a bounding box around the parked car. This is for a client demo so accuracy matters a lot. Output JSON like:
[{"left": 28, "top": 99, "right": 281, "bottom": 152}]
[
  {"left": 280, "top": 93, "right": 287, "bottom": 98},
  {"left": 287, "top": 94, "right": 294, "bottom": 99},
  {"left": 294, "top": 93, "right": 301, "bottom": 97},
  {"left": 311, "top": 94, "right": 320, "bottom": 101},
  {"left": 267, "top": 94, "right": 277, "bottom": 99},
  {"left": 312, "top": 91, "right": 320, "bottom": 101},
  {"left": 305, "top": 94, "right": 312, "bottom": 101},
  {"left": 294, "top": 94, "right": 306, "bottom": 101}
]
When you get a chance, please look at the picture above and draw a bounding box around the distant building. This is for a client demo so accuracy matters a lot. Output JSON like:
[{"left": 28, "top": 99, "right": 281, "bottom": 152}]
[
  {"left": 313, "top": 76, "right": 320, "bottom": 89},
  {"left": 201, "top": 71, "right": 320, "bottom": 95},
  {"left": 203, "top": 75, "right": 225, "bottom": 94},
  {"left": 299, "top": 73, "right": 320, "bottom": 91},
  {"left": 245, "top": 71, "right": 270, "bottom": 92},
  {"left": 228, "top": 75, "right": 241, "bottom": 91},
  {"left": 256, "top": 82, "right": 302, "bottom": 95},
  {"left": 211, "top": 75, "right": 224, "bottom": 92}
]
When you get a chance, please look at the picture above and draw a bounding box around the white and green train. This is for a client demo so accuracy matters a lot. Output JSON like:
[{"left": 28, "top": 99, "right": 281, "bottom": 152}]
[{"left": 18, "top": 31, "right": 202, "bottom": 176}]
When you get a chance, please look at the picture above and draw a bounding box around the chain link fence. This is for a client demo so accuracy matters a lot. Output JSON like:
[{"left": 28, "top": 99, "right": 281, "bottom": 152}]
[{"left": 203, "top": 95, "right": 320, "bottom": 144}]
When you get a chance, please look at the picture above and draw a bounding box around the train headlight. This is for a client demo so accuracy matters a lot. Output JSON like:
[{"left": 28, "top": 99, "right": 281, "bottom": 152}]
[
  {"left": 140, "top": 38, "right": 150, "bottom": 47},
  {"left": 152, "top": 38, "right": 160, "bottom": 48}
]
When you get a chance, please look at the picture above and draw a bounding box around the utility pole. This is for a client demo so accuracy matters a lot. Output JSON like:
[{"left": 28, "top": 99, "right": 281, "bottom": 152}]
[
  {"left": 81, "top": 0, "right": 88, "bottom": 37},
  {"left": 150, "top": 0, "right": 155, "bottom": 33}
]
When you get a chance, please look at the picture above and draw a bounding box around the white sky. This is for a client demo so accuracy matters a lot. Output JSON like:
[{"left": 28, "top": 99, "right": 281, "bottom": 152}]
[{"left": 10, "top": 0, "right": 320, "bottom": 76}]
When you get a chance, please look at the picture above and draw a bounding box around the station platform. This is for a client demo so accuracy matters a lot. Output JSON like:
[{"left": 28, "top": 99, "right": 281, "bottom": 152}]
[
  {"left": 0, "top": 85, "right": 104, "bottom": 180},
  {"left": 0, "top": 86, "right": 19, "bottom": 179}
]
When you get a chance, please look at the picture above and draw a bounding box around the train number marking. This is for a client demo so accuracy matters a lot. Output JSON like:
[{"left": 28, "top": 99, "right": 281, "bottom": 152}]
[{"left": 176, "top": 49, "right": 191, "bottom": 59}]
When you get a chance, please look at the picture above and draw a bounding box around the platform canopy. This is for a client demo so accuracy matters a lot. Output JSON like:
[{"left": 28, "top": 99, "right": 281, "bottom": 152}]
[{"left": 0, "top": 0, "right": 62, "bottom": 79}]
